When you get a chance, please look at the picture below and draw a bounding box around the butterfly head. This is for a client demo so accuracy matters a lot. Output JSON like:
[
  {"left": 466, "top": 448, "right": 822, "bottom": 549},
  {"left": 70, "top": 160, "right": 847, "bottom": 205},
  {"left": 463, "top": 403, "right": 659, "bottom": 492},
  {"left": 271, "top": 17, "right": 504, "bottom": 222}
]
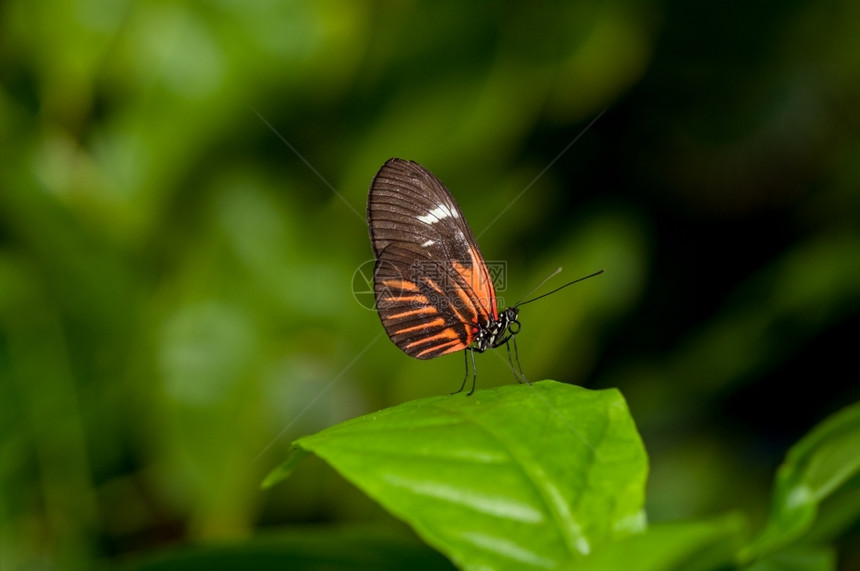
[{"left": 501, "top": 307, "right": 520, "bottom": 334}]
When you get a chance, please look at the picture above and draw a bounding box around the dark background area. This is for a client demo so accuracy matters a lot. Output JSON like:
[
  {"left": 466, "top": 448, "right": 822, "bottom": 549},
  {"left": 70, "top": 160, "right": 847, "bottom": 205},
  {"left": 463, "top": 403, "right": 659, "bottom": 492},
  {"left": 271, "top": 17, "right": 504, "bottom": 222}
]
[{"left": 1, "top": 0, "right": 858, "bottom": 568}]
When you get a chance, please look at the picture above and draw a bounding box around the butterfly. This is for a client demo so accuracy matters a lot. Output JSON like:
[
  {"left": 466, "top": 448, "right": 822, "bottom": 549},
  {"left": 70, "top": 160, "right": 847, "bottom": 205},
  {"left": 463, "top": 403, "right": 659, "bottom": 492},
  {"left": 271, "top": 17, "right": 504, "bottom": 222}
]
[{"left": 367, "top": 158, "right": 601, "bottom": 394}]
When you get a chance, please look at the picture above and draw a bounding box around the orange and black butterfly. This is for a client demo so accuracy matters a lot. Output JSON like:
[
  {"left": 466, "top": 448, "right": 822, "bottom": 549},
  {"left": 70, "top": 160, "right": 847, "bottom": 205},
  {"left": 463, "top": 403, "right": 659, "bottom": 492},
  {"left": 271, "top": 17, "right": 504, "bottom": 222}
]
[
  {"left": 368, "top": 158, "right": 603, "bottom": 393},
  {"left": 367, "top": 158, "right": 531, "bottom": 394}
]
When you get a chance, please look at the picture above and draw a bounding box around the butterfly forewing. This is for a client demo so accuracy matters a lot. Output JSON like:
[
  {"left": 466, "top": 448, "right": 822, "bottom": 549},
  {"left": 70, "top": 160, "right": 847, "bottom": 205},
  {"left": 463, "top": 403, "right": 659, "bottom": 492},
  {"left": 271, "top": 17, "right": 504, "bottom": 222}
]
[{"left": 368, "top": 158, "right": 499, "bottom": 359}]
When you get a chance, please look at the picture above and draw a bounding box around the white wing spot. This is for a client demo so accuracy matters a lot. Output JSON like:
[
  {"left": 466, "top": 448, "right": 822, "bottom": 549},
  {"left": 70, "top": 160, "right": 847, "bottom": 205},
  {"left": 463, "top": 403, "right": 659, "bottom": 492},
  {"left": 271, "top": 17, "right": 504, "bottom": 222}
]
[
  {"left": 418, "top": 203, "right": 458, "bottom": 224},
  {"left": 421, "top": 239, "right": 435, "bottom": 247}
]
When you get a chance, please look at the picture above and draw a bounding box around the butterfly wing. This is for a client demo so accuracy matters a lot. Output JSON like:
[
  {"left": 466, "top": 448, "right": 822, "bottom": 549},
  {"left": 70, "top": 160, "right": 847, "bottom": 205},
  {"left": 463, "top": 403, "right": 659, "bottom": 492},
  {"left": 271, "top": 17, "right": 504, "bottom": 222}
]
[{"left": 367, "top": 158, "right": 498, "bottom": 359}]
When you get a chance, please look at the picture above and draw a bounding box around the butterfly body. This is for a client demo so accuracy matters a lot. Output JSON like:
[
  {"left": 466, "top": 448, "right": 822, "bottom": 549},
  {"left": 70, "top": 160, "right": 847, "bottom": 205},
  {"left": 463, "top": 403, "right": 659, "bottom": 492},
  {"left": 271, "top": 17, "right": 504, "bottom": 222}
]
[
  {"left": 473, "top": 306, "right": 519, "bottom": 353},
  {"left": 367, "top": 158, "right": 520, "bottom": 371}
]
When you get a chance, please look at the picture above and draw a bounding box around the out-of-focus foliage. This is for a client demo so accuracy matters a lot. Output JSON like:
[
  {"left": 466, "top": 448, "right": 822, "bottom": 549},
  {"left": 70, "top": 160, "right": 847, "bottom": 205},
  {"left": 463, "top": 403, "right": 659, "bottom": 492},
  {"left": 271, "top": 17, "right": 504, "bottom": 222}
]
[
  {"left": 1, "top": 0, "right": 858, "bottom": 569},
  {"left": 128, "top": 525, "right": 456, "bottom": 571},
  {"left": 745, "top": 401, "right": 860, "bottom": 562}
]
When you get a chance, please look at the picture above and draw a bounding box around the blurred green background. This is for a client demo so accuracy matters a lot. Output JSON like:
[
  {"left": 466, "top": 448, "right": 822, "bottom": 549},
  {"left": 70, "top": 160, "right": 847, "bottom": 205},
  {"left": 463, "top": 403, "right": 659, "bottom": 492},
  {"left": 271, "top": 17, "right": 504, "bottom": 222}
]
[{"left": 1, "top": 0, "right": 858, "bottom": 568}]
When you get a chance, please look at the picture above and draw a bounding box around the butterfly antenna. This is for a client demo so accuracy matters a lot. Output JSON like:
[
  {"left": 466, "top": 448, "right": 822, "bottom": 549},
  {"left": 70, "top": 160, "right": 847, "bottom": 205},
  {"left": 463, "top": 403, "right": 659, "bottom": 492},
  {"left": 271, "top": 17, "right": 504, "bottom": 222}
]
[
  {"left": 516, "top": 269, "right": 604, "bottom": 308},
  {"left": 513, "top": 267, "right": 563, "bottom": 307}
]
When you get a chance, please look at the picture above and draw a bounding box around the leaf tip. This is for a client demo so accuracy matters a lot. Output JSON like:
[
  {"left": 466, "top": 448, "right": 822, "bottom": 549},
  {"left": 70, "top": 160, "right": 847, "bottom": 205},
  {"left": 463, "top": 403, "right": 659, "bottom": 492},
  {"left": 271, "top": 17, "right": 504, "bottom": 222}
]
[{"left": 260, "top": 446, "right": 311, "bottom": 490}]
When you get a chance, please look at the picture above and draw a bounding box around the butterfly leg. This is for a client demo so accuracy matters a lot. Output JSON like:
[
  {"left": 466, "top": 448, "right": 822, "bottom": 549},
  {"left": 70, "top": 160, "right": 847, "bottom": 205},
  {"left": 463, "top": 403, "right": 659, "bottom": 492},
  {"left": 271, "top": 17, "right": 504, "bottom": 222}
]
[
  {"left": 506, "top": 337, "right": 529, "bottom": 385},
  {"left": 467, "top": 347, "right": 479, "bottom": 395},
  {"left": 452, "top": 348, "right": 477, "bottom": 395}
]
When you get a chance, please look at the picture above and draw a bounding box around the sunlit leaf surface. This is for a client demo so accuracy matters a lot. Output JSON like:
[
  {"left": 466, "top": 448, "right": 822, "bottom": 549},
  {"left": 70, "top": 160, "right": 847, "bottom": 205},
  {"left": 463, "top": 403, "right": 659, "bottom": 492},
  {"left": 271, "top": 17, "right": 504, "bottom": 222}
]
[{"left": 273, "top": 381, "right": 647, "bottom": 570}]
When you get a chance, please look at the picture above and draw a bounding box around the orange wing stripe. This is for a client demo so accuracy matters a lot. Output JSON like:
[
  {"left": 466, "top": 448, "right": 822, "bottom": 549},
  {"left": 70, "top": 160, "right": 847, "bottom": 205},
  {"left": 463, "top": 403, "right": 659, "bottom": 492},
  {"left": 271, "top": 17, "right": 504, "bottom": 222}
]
[
  {"left": 448, "top": 278, "right": 477, "bottom": 324},
  {"left": 386, "top": 306, "right": 437, "bottom": 320},
  {"left": 422, "top": 277, "right": 444, "bottom": 294},
  {"left": 380, "top": 293, "right": 428, "bottom": 305},
  {"left": 414, "top": 338, "right": 465, "bottom": 358},
  {"left": 471, "top": 246, "right": 497, "bottom": 319},
  {"left": 451, "top": 259, "right": 494, "bottom": 322},
  {"left": 382, "top": 279, "right": 419, "bottom": 292},
  {"left": 390, "top": 317, "right": 445, "bottom": 336},
  {"left": 405, "top": 328, "right": 460, "bottom": 350}
]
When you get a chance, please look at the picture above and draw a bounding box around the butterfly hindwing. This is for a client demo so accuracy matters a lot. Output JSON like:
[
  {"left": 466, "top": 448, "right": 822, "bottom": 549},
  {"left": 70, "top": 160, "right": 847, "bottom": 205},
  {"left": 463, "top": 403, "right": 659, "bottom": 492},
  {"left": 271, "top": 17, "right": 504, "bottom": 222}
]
[{"left": 374, "top": 245, "right": 473, "bottom": 358}]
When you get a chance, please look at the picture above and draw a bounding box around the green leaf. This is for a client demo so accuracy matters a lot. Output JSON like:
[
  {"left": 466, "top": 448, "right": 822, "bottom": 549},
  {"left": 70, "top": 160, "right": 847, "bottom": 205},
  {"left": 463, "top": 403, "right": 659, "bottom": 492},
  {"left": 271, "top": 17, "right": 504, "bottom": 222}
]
[
  {"left": 267, "top": 381, "right": 648, "bottom": 570},
  {"left": 575, "top": 514, "right": 747, "bottom": 571},
  {"left": 744, "top": 401, "right": 860, "bottom": 561}
]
